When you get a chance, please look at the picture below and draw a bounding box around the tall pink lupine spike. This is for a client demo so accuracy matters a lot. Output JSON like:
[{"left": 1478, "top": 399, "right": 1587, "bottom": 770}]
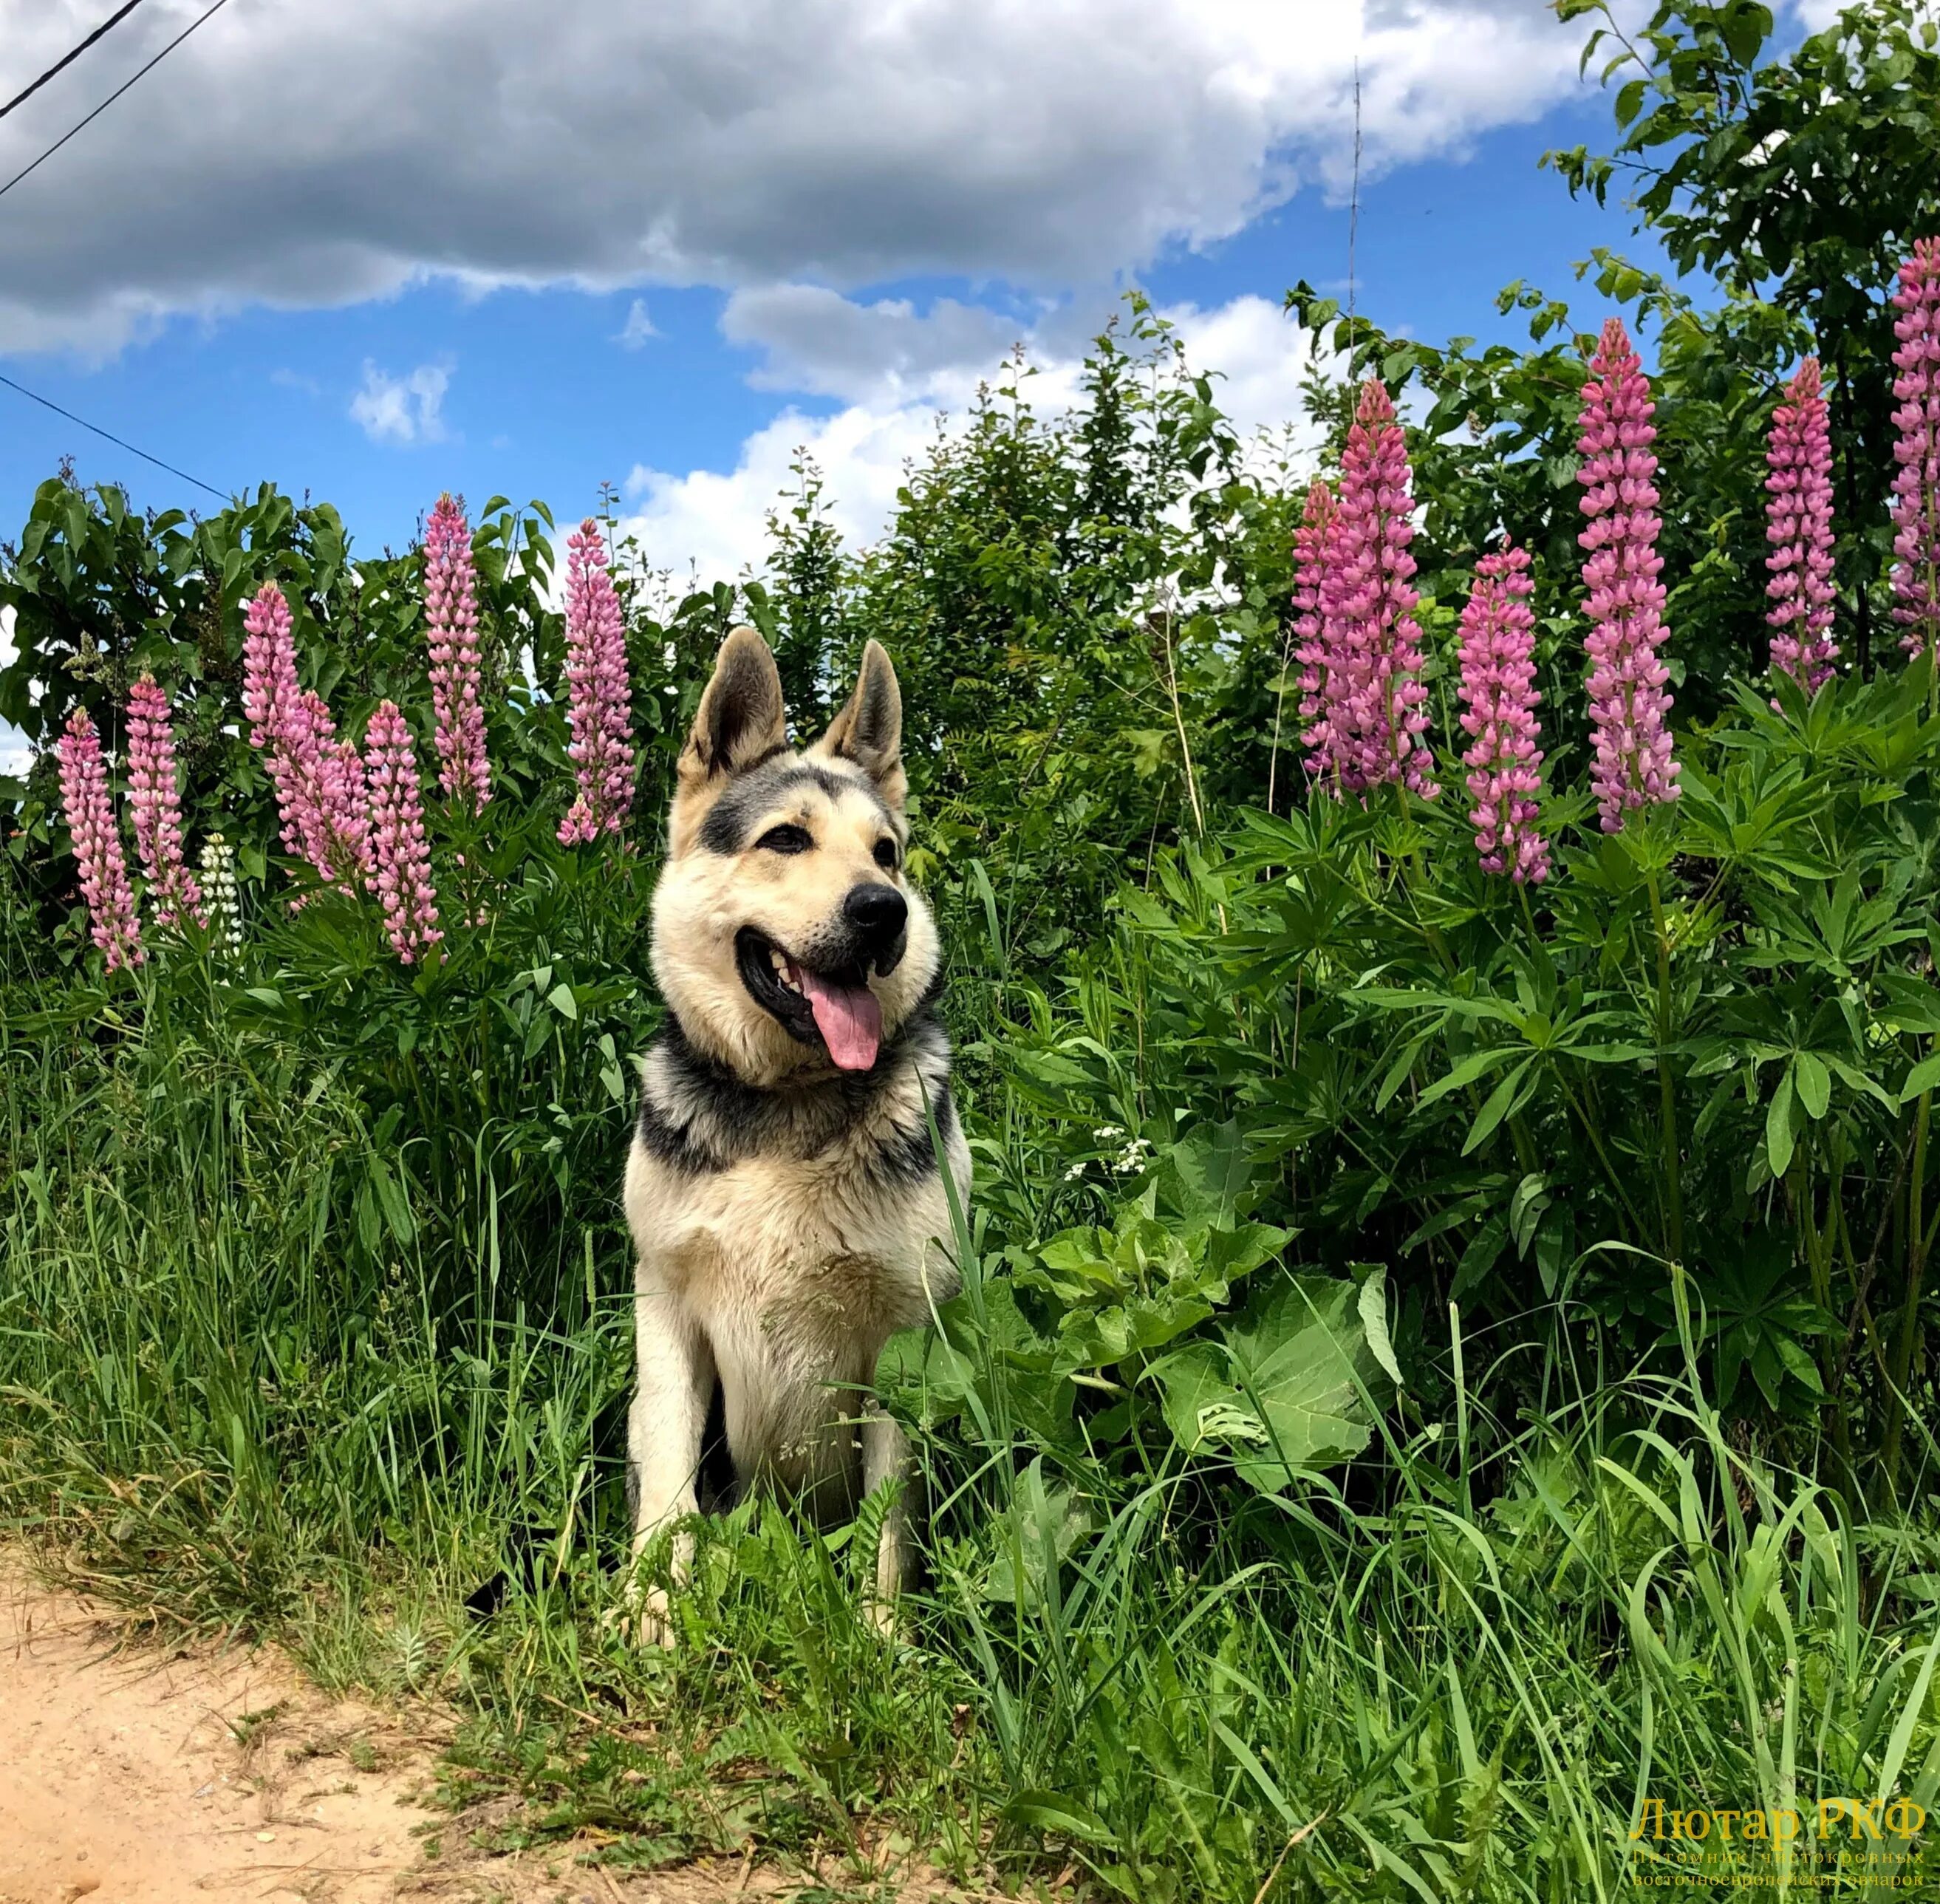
[
  {"left": 363, "top": 701, "right": 442, "bottom": 964},
  {"left": 1577, "top": 317, "right": 1678, "bottom": 831},
  {"left": 1889, "top": 239, "right": 1940, "bottom": 661},
  {"left": 558, "top": 518, "right": 638, "bottom": 846},
  {"left": 1322, "top": 379, "right": 1438, "bottom": 798},
  {"left": 424, "top": 494, "right": 491, "bottom": 812},
  {"left": 1764, "top": 357, "right": 1838, "bottom": 694},
  {"left": 1457, "top": 545, "right": 1548, "bottom": 884},
  {"left": 126, "top": 677, "right": 207, "bottom": 929},
  {"left": 241, "top": 582, "right": 371, "bottom": 890},
  {"left": 55, "top": 705, "right": 143, "bottom": 970},
  {"left": 1291, "top": 480, "right": 1349, "bottom": 788}
]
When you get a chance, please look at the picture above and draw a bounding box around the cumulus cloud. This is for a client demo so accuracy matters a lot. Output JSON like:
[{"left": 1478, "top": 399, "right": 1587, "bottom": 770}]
[
  {"left": 0, "top": 0, "right": 1599, "bottom": 353},
  {"left": 348, "top": 360, "right": 451, "bottom": 446},
  {"left": 617, "top": 290, "right": 1325, "bottom": 579},
  {"left": 722, "top": 284, "right": 1027, "bottom": 405}
]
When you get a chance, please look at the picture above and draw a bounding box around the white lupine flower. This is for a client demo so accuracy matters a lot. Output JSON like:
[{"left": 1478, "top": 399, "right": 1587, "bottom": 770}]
[{"left": 199, "top": 831, "right": 243, "bottom": 955}]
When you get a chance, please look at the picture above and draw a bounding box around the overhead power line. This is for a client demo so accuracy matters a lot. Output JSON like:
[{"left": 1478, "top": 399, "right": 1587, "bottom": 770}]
[
  {"left": 0, "top": 0, "right": 154, "bottom": 124},
  {"left": 0, "top": 369, "right": 228, "bottom": 502},
  {"left": 0, "top": 0, "right": 232, "bottom": 204}
]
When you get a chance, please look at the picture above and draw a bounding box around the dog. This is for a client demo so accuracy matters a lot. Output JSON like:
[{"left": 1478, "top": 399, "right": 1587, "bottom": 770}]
[{"left": 623, "top": 627, "right": 970, "bottom": 1641}]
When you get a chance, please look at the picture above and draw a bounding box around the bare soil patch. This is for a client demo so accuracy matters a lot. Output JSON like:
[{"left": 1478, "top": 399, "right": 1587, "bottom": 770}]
[{"left": 0, "top": 1563, "right": 981, "bottom": 1904}]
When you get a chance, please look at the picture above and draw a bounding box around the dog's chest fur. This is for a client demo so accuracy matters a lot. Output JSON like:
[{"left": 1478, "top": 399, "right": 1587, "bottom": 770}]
[{"left": 624, "top": 1012, "right": 967, "bottom": 1492}]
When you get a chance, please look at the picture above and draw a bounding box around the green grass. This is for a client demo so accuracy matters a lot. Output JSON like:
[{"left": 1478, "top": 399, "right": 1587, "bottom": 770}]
[{"left": 4, "top": 955, "right": 1940, "bottom": 1901}]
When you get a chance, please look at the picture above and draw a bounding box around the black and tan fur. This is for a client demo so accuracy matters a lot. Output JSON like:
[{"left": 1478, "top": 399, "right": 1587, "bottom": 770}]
[{"left": 624, "top": 628, "right": 969, "bottom": 1639}]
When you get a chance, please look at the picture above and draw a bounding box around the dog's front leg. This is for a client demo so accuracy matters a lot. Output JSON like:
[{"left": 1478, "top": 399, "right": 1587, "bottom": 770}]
[
  {"left": 861, "top": 1405, "right": 912, "bottom": 1637},
  {"left": 627, "top": 1286, "right": 713, "bottom": 1645}
]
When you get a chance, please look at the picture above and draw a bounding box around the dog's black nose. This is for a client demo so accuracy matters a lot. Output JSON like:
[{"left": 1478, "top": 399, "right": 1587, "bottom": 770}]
[{"left": 843, "top": 881, "right": 907, "bottom": 947}]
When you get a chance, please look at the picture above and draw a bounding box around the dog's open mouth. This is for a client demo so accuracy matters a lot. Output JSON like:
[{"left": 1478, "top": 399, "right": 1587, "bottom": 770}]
[{"left": 735, "top": 927, "right": 882, "bottom": 1071}]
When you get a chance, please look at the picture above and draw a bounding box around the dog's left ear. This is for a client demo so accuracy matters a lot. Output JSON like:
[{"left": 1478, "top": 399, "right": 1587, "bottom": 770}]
[{"left": 814, "top": 640, "right": 905, "bottom": 808}]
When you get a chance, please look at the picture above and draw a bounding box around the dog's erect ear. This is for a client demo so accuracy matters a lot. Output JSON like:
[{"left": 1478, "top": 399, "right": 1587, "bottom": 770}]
[
  {"left": 682, "top": 627, "right": 787, "bottom": 784},
  {"left": 815, "top": 640, "right": 905, "bottom": 808}
]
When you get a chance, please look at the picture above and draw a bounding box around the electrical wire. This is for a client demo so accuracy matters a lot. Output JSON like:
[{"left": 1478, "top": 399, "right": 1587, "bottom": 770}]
[
  {"left": 0, "top": 1, "right": 154, "bottom": 124},
  {"left": 0, "top": 0, "right": 232, "bottom": 203},
  {"left": 0, "top": 369, "right": 228, "bottom": 501}
]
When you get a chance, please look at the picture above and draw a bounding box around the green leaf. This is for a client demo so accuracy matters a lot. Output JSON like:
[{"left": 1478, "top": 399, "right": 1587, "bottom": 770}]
[
  {"left": 1793, "top": 1051, "right": 1831, "bottom": 1120},
  {"left": 1462, "top": 1057, "right": 1532, "bottom": 1156},
  {"left": 983, "top": 1458, "right": 1093, "bottom": 1606},
  {"left": 1418, "top": 1045, "right": 1515, "bottom": 1108},
  {"left": 1903, "top": 1054, "right": 1940, "bottom": 1104},
  {"left": 1357, "top": 1266, "right": 1404, "bottom": 1391},
  {"left": 545, "top": 982, "right": 578, "bottom": 1022},
  {"left": 1150, "top": 1276, "right": 1393, "bottom": 1495},
  {"left": 1003, "top": 1790, "right": 1118, "bottom": 1848},
  {"left": 1165, "top": 1119, "right": 1253, "bottom": 1225},
  {"left": 1766, "top": 1069, "right": 1797, "bottom": 1179}
]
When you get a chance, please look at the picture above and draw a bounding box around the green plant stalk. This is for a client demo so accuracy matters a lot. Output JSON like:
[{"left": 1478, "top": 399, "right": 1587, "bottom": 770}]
[
  {"left": 1881, "top": 1081, "right": 1933, "bottom": 1495},
  {"left": 1645, "top": 874, "right": 1684, "bottom": 1266}
]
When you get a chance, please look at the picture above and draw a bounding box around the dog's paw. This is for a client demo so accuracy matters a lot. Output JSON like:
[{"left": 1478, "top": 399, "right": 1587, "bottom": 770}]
[{"left": 637, "top": 1586, "right": 678, "bottom": 1648}]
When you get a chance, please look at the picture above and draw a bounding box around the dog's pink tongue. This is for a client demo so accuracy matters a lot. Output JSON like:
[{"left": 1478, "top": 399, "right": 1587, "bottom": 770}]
[{"left": 797, "top": 969, "right": 882, "bottom": 1071}]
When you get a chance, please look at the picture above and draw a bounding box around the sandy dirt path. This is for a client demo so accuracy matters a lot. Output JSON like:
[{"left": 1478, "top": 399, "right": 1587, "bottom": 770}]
[
  {"left": 0, "top": 1566, "right": 977, "bottom": 1904},
  {"left": 0, "top": 1567, "right": 443, "bottom": 1903}
]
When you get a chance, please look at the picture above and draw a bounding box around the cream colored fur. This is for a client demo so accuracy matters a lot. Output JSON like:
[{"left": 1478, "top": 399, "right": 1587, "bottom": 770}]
[{"left": 624, "top": 630, "right": 970, "bottom": 1642}]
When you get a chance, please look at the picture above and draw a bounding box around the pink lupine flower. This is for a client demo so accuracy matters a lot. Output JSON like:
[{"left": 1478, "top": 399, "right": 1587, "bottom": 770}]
[
  {"left": 241, "top": 582, "right": 371, "bottom": 890},
  {"left": 1322, "top": 379, "right": 1438, "bottom": 797},
  {"left": 1457, "top": 545, "right": 1548, "bottom": 884},
  {"left": 55, "top": 705, "right": 143, "bottom": 970},
  {"left": 1577, "top": 318, "right": 1678, "bottom": 831},
  {"left": 1889, "top": 239, "right": 1940, "bottom": 661},
  {"left": 1764, "top": 357, "right": 1838, "bottom": 692},
  {"left": 362, "top": 700, "right": 442, "bottom": 963},
  {"left": 424, "top": 494, "right": 491, "bottom": 812},
  {"left": 1291, "top": 480, "right": 1350, "bottom": 787},
  {"left": 558, "top": 518, "right": 638, "bottom": 846},
  {"left": 126, "top": 677, "right": 206, "bottom": 929}
]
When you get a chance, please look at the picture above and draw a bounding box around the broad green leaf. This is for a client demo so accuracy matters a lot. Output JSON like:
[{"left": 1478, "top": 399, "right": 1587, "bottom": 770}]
[{"left": 1150, "top": 1276, "right": 1393, "bottom": 1495}]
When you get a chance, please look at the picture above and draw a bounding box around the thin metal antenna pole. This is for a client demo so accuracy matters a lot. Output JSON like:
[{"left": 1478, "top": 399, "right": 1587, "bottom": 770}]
[{"left": 1348, "top": 55, "right": 1362, "bottom": 356}]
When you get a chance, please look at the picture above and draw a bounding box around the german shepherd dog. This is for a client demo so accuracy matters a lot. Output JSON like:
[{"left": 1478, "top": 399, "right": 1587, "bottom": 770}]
[{"left": 623, "top": 628, "right": 970, "bottom": 1640}]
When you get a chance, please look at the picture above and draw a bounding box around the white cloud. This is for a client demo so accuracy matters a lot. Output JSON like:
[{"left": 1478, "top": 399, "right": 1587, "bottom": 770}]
[
  {"left": 615, "top": 298, "right": 658, "bottom": 349},
  {"left": 0, "top": 0, "right": 1602, "bottom": 353},
  {"left": 348, "top": 360, "right": 451, "bottom": 446},
  {"left": 722, "top": 284, "right": 1025, "bottom": 404},
  {"left": 616, "top": 290, "right": 1325, "bottom": 579}
]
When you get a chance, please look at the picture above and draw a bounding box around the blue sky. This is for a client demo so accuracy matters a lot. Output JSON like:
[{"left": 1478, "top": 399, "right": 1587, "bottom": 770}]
[{"left": 0, "top": 0, "right": 1798, "bottom": 588}]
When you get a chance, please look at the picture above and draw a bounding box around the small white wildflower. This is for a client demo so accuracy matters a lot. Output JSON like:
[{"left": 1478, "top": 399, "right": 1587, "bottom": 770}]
[
  {"left": 1113, "top": 1136, "right": 1153, "bottom": 1176},
  {"left": 1065, "top": 1160, "right": 1088, "bottom": 1181},
  {"left": 1093, "top": 1125, "right": 1124, "bottom": 1141}
]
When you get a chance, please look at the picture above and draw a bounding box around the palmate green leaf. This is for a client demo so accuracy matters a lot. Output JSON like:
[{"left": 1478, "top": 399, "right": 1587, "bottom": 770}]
[{"left": 1150, "top": 1273, "right": 1393, "bottom": 1495}]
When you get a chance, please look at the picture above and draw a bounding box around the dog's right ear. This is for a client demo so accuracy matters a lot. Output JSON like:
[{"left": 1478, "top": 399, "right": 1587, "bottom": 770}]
[
  {"left": 669, "top": 628, "right": 788, "bottom": 856},
  {"left": 681, "top": 627, "right": 787, "bottom": 783}
]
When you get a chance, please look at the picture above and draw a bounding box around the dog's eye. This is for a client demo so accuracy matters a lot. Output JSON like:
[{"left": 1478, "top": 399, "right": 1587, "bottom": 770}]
[
  {"left": 756, "top": 823, "right": 813, "bottom": 855},
  {"left": 872, "top": 839, "right": 899, "bottom": 872}
]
